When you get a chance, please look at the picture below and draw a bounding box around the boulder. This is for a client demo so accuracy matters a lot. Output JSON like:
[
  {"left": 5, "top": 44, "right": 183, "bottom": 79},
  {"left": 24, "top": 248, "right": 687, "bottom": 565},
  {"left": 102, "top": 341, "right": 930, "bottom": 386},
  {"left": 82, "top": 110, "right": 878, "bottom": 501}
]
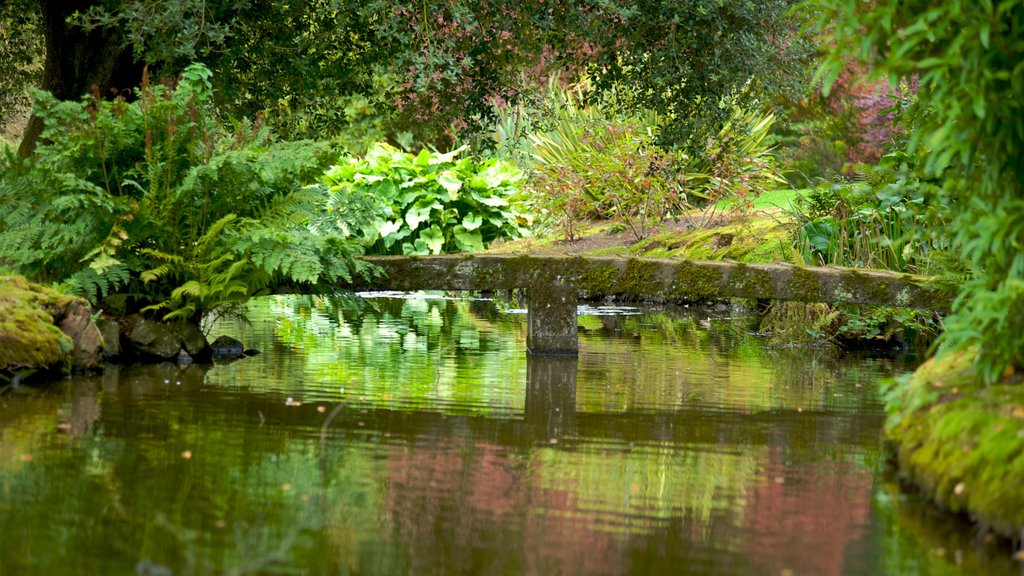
[
  {"left": 59, "top": 302, "right": 103, "bottom": 371},
  {"left": 98, "top": 316, "right": 124, "bottom": 360},
  {"left": 127, "top": 315, "right": 182, "bottom": 360},
  {"left": 172, "top": 321, "right": 210, "bottom": 360},
  {"left": 210, "top": 335, "right": 245, "bottom": 359},
  {"left": 0, "top": 275, "right": 104, "bottom": 377}
]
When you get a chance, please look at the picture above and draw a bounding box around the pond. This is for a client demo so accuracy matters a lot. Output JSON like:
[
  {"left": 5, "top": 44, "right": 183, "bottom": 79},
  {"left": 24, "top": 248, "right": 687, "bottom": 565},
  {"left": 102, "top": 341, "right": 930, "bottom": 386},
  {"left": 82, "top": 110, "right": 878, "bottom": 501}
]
[{"left": 0, "top": 294, "right": 1016, "bottom": 575}]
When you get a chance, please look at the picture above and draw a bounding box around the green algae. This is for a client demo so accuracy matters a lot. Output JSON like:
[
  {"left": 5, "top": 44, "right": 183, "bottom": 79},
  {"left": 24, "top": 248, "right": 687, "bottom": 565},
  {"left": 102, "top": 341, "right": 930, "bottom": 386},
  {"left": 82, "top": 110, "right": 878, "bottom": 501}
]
[
  {"left": 0, "top": 275, "right": 78, "bottom": 374},
  {"left": 885, "top": 349, "right": 1024, "bottom": 537}
]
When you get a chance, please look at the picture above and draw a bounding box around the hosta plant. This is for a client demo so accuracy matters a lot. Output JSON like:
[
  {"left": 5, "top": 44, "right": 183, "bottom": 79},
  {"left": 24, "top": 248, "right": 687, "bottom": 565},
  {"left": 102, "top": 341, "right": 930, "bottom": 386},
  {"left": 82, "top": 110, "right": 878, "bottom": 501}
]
[{"left": 321, "top": 143, "right": 533, "bottom": 255}]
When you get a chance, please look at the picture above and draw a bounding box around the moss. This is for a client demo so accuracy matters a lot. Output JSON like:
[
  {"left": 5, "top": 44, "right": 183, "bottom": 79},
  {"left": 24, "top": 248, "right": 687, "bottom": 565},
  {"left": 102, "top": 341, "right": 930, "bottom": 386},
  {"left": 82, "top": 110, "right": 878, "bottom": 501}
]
[
  {"left": 789, "top": 267, "right": 821, "bottom": 301},
  {"left": 615, "top": 259, "right": 665, "bottom": 297},
  {"left": 885, "top": 348, "right": 1024, "bottom": 537},
  {"left": 671, "top": 261, "right": 723, "bottom": 300},
  {"left": 730, "top": 264, "right": 775, "bottom": 298},
  {"left": 577, "top": 262, "right": 623, "bottom": 296},
  {"left": 631, "top": 217, "right": 799, "bottom": 263},
  {"left": 0, "top": 275, "right": 77, "bottom": 374}
]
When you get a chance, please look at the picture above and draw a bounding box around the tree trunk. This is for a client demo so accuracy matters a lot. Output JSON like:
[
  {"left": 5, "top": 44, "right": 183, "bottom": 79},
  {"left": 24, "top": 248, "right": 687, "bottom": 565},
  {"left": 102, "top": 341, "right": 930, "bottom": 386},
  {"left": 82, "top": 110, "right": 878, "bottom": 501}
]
[{"left": 18, "top": 0, "right": 142, "bottom": 157}]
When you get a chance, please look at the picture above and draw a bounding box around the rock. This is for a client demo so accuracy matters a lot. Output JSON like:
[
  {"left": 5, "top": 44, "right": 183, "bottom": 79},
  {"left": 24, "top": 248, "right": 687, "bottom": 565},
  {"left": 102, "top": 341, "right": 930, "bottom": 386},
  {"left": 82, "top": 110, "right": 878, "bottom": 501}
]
[
  {"left": 127, "top": 315, "right": 182, "bottom": 360},
  {"left": 176, "top": 350, "right": 194, "bottom": 365},
  {"left": 59, "top": 302, "right": 103, "bottom": 371},
  {"left": 0, "top": 275, "right": 104, "bottom": 377},
  {"left": 98, "top": 317, "right": 123, "bottom": 360},
  {"left": 243, "top": 348, "right": 261, "bottom": 357},
  {"left": 210, "top": 335, "right": 245, "bottom": 359},
  {"left": 173, "top": 321, "right": 210, "bottom": 360}
]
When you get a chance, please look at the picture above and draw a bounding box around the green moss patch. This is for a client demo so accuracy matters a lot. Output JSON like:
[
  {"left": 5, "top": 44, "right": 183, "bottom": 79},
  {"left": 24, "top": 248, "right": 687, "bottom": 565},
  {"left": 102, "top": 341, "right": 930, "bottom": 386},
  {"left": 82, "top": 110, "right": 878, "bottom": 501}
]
[
  {"left": 0, "top": 275, "right": 77, "bottom": 374},
  {"left": 885, "top": 349, "right": 1024, "bottom": 537},
  {"left": 622, "top": 216, "right": 800, "bottom": 263}
]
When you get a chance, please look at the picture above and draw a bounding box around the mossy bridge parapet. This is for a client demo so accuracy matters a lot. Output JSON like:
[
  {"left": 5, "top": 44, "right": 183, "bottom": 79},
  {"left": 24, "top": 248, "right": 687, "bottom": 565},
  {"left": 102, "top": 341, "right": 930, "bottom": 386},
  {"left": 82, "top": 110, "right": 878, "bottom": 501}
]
[{"left": 340, "top": 255, "right": 956, "bottom": 355}]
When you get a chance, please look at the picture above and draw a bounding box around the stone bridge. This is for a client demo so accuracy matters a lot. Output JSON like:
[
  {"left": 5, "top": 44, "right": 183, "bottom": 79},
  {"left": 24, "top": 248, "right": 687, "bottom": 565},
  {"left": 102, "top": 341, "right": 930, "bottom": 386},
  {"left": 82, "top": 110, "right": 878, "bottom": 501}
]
[{"left": 340, "top": 255, "right": 956, "bottom": 355}]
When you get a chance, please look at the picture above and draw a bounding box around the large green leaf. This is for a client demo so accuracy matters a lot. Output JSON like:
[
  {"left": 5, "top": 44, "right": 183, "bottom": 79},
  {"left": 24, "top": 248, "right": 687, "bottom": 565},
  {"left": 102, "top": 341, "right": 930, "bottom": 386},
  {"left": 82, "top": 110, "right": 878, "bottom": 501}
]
[
  {"left": 438, "top": 171, "right": 463, "bottom": 199},
  {"left": 405, "top": 201, "right": 439, "bottom": 230},
  {"left": 802, "top": 220, "right": 836, "bottom": 253},
  {"left": 461, "top": 212, "right": 483, "bottom": 231},
  {"left": 453, "top": 225, "right": 484, "bottom": 252},
  {"left": 419, "top": 225, "right": 445, "bottom": 254}
]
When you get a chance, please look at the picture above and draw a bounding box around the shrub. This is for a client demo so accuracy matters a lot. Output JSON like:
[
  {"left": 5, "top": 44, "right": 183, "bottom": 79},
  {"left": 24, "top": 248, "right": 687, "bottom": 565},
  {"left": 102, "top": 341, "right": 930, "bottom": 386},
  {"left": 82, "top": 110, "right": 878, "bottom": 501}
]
[
  {"left": 792, "top": 156, "right": 961, "bottom": 277},
  {"left": 806, "top": 0, "right": 1024, "bottom": 383},
  {"left": 320, "top": 143, "right": 532, "bottom": 255},
  {"left": 528, "top": 82, "right": 694, "bottom": 241},
  {"left": 0, "top": 63, "right": 370, "bottom": 324}
]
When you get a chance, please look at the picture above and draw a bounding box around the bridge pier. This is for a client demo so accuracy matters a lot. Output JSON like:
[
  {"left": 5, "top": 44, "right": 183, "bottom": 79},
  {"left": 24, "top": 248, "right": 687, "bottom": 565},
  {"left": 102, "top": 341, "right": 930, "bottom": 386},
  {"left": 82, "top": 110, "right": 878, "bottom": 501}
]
[{"left": 526, "top": 282, "right": 578, "bottom": 355}]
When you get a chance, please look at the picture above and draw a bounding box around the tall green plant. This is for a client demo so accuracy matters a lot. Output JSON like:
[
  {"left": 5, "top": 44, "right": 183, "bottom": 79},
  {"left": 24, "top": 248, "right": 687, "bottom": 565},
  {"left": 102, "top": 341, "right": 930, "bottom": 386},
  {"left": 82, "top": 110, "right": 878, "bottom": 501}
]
[
  {"left": 0, "top": 63, "right": 370, "bottom": 323},
  {"left": 805, "top": 0, "right": 1024, "bottom": 383},
  {"left": 529, "top": 81, "right": 695, "bottom": 241},
  {"left": 321, "top": 143, "right": 532, "bottom": 255}
]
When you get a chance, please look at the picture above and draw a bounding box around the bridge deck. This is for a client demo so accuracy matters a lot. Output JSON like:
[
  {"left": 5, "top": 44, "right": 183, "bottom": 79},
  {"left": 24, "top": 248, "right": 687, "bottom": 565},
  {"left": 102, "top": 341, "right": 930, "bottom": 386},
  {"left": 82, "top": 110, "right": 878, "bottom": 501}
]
[{"left": 340, "top": 255, "right": 955, "bottom": 354}]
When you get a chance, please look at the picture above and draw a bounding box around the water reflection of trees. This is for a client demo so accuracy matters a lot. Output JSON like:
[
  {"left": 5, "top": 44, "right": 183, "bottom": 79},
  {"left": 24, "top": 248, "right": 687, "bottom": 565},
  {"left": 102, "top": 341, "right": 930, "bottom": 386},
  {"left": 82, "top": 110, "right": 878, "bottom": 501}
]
[{"left": 3, "top": 296, "right": 994, "bottom": 575}]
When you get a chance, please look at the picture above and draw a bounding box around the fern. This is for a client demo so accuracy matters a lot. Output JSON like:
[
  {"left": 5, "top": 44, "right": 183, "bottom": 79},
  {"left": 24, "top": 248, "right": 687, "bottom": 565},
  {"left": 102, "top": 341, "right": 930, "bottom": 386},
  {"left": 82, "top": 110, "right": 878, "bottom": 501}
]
[{"left": 2, "top": 63, "right": 369, "bottom": 324}]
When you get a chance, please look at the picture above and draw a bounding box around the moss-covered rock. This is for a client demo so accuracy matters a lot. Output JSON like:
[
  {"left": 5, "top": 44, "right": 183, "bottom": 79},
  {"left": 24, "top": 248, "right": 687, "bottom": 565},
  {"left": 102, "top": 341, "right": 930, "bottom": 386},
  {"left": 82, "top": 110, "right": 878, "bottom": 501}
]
[
  {"left": 0, "top": 275, "right": 102, "bottom": 378},
  {"left": 885, "top": 349, "right": 1024, "bottom": 538}
]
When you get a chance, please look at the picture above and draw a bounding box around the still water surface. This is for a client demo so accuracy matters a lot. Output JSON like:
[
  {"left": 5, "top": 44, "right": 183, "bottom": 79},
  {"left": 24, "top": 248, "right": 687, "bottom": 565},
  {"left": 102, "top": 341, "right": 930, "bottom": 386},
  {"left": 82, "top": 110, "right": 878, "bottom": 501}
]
[{"left": 0, "top": 294, "right": 1016, "bottom": 575}]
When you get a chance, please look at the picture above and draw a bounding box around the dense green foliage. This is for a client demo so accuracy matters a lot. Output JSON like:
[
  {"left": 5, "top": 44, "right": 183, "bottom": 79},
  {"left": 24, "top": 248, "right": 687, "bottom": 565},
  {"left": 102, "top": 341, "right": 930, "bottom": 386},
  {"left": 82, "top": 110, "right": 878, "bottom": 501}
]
[
  {"left": 5, "top": 0, "right": 809, "bottom": 151},
  {"left": 527, "top": 83, "right": 689, "bottom": 241},
  {"left": 793, "top": 157, "right": 956, "bottom": 276},
  {"left": 0, "top": 64, "right": 369, "bottom": 323},
  {"left": 527, "top": 82, "right": 785, "bottom": 240},
  {"left": 806, "top": 0, "right": 1024, "bottom": 383},
  {"left": 321, "top": 144, "right": 532, "bottom": 255}
]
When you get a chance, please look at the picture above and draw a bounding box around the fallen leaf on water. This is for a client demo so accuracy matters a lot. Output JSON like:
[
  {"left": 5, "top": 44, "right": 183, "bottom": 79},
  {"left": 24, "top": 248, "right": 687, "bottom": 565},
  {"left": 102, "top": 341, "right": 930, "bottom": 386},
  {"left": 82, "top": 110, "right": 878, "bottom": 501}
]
[
  {"left": 317, "top": 405, "right": 327, "bottom": 413},
  {"left": 181, "top": 450, "right": 193, "bottom": 460},
  {"left": 285, "top": 397, "right": 302, "bottom": 407},
  {"left": 215, "top": 520, "right": 227, "bottom": 529},
  {"left": 548, "top": 438, "right": 558, "bottom": 445},
  {"left": 629, "top": 483, "right": 640, "bottom": 495},
  {"left": 20, "top": 454, "right": 33, "bottom": 462},
  {"left": 281, "top": 483, "right": 293, "bottom": 492},
  {"left": 1003, "top": 365, "right": 1016, "bottom": 379},
  {"left": 383, "top": 394, "right": 392, "bottom": 400},
  {"left": 954, "top": 482, "right": 965, "bottom": 496},
  {"left": 56, "top": 422, "right": 72, "bottom": 431},
  {"left": 301, "top": 493, "right": 311, "bottom": 502},
  {"left": 1011, "top": 406, "right": 1024, "bottom": 419}
]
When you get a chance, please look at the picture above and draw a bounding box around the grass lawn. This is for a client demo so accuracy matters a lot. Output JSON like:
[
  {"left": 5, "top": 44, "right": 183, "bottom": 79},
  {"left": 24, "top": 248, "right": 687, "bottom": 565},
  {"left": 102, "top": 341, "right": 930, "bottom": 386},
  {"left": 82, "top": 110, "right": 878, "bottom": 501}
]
[{"left": 715, "top": 188, "right": 810, "bottom": 212}]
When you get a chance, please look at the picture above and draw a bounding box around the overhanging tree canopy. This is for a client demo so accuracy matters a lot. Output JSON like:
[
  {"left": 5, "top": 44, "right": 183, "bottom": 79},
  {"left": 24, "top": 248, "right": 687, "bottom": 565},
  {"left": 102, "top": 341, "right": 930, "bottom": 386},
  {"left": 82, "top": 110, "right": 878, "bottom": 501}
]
[{"left": 4, "top": 0, "right": 808, "bottom": 153}]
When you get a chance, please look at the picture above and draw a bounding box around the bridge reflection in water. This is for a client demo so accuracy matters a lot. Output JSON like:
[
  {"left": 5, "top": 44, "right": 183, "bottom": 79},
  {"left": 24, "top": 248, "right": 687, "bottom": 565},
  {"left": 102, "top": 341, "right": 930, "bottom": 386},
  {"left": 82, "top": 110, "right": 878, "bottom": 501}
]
[{"left": 341, "top": 254, "right": 956, "bottom": 355}]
